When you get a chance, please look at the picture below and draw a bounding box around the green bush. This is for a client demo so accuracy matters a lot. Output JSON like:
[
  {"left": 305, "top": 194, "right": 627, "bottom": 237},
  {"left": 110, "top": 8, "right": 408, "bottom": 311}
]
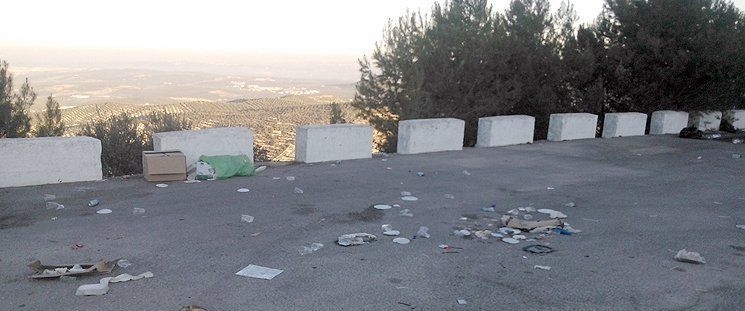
[
  {"left": 79, "top": 110, "right": 192, "bottom": 176},
  {"left": 79, "top": 112, "right": 145, "bottom": 176}
]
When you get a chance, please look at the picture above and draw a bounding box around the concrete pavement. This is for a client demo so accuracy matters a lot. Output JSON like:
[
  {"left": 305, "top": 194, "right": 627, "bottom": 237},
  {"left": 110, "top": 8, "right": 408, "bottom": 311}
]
[{"left": 1, "top": 135, "right": 744, "bottom": 310}]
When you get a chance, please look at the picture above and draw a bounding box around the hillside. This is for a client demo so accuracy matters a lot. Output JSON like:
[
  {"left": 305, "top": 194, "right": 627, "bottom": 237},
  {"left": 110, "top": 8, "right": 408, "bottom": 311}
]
[{"left": 61, "top": 95, "right": 360, "bottom": 161}]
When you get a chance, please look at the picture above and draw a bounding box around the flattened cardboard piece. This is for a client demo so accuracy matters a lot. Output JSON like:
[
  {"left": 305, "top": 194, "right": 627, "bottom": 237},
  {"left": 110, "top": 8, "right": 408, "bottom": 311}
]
[
  {"left": 500, "top": 215, "right": 563, "bottom": 230},
  {"left": 28, "top": 259, "right": 117, "bottom": 279}
]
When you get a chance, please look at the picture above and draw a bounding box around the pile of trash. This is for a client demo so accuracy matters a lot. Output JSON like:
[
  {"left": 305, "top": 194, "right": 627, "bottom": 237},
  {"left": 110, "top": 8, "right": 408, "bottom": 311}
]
[{"left": 453, "top": 204, "right": 580, "bottom": 246}]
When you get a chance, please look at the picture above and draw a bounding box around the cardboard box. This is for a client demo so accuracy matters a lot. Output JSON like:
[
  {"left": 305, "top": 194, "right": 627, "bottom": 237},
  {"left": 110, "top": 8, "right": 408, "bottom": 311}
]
[{"left": 142, "top": 151, "right": 186, "bottom": 182}]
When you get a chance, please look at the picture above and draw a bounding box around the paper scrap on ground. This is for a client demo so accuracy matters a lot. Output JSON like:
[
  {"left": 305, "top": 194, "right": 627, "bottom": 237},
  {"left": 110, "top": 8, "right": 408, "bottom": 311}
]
[
  {"left": 337, "top": 233, "right": 377, "bottom": 246},
  {"left": 241, "top": 215, "right": 254, "bottom": 223},
  {"left": 674, "top": 249, "right": 706, "bottom": 264},
  {"left": 96, "top": 209, "right": 112, "bottom": 214},
  {"left": 374, "top": 204, "right": 392, "bottom": 210},
  {"left": 401, "top": 196, "right": 418, "bottom": 201},
  {"left": 534, "top": 265, "right": 552, "bottom": 271},
  {"left": 237, "top": 188, "right": 250, "bottom": 193},
  {"left": 155, "top": 183, "right": 168, "bottom": 188},
  {"left": 235, "top": 264, "right": 283, "bottom": 280},
  {"left": 75, "top": 271, "right": 153, "bottom": 296}
]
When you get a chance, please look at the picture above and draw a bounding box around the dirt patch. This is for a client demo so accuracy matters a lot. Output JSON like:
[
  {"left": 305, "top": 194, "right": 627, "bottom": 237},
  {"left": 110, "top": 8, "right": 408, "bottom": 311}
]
[
  {"left": 0, "top": 214, "right": 34, "bottom": 230},
  {"left": 329, "top": 206, "right": 384, "bottom": 224},
  {"left": 293, "top": 206, "right": 317, "bottom": 215}
]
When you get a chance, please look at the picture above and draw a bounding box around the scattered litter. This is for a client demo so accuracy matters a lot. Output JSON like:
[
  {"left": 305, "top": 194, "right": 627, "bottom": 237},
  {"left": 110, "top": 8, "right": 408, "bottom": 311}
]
[
  {"left": 28, "top": 259, "right": 116, "bottom": 279},
  {"left": 481, "top": 206, "right": 496, "bottom": 212},
  {"left": 272, "top": 177, "right": 281, "bottom": 180},
  {"left": 181, "top": 305, "right": 208, "bottom": 311},
  {"left": 736, "top": 225, "right": 745, "bottom": 230},
  {"left": 393, "top": 237, "right": 410, "bottom": 244},
  {"left": 294, "top": 187, "right": 304, "bottom": 194},
  {"left": 236, "top": 264, "right": 283, "bottom": 280},
  {"left": 513, "top": 234, "right": 527, "bottom": 240},
  {"left": 241, "top": 215, "right": 254, "bottom": 223},
  {"left": 254, "top": 166, "right": 267, "bottom": 173},
  {"left": 462, "top": 170, "right": 471, "bottom": 176},
  {"left": 401, "top": 196, "right": 418, "bottom": 201},
  {"left": 501, "top": 216, "right": 563, "bottom": 230},
  {"left": 298, "top": 243, "right": 324, "bottom": 255},
  {"left": 524, "top": 207, "right": 536, "bottom": 213},
  {"left": 416, "top": 171, "right": 425, "bottom": 177},
  {"left": 251, "top": 232, "right": 262, "bottom": 237},
  {"left": 96, "top": 209, "right": 112, "bottom": 215},
  {"left": 457, "top": 298, "right": 467, "bottom": 305},
  {"left": 459, "top": 217, "right": 468, "bottom": 221},
  {"left": 563, "top": 202, "right": 576, "bottom": 208},
  {"left": 51, "top": 217, "right": 58, "bottom": 221},
  {"left": 498, "top": 227, "right": 521, "bottom": 235},
  {"left": 533, "top": 265, "right": 552, "bottom": 271},
  {"left": 75, "top": 271, "right": 154, "bottom": 296},
  {"left": 382, "top": 224, "right": 400, "bottom": 236},
  {"left": 453, "top": 229, "right": 471, "bottom": 238},
  {"left": 132, "top": 208, "right": 146, "bottom": 215},
  {"left": 713, "top": 201, "right": 723, "bottom": 205},
  {"left": 537, "top": 209, "right": 567, "bottom": 219},
  {"left": 237, "top": 188, "right": 250, "bottom": 193},
  {"left": 417, "top": 226, "right": 430, "bottom": 238},
  {"left": 552, "top": 227, "right": 573, "bottom": 235},
  {"left": 46, "top": 202, "right": 64, "bottom": 210},
  {"left": 502, "top": 238, "right": 520, "bottom": 244},
  {"left": 75, "top": 278, "right": 110, "bottom": 296},
  {"left": 733, "top": 138, "right": 743, "bottom": 144},
  {"left": 547, "top": 187, "right": 555, "bottom": 190},
  {"left": 444, "top": 194, "right": 455, "bottom": 199},
  {"left": 490, "top": 232, "right": 504, "bottom": 238},
  {"left": 111, "top": 271, "right": 153, "bottom": 282},
  {"left": 523, "top": 244, "right": 554, "bottom": 254},
  {"left": 337, "top": 233, "right": 377, "bottom": 246},
  {"left": 88, "top": 199, "right": 100, "bottom": 207},
  {"left": 393, "top": 204, "right": 401, "bottom": 208},
  {"left": 286, "top": 176, "right": 295, "bottom": 181},
  {"left": 674, "top": 249, "right": 706, "bottom": 264},
  {"left": 507, "top": 208, "right": 519, "bottom": 215},
  {"left": 401, "top": 191, "right": 412, "bottom": 196},
  {"left": 43, "top": 194, "right": 56, "bottom": 201},
  {"left": 522, "top": 214, "right": 533, "bottom": 220},
  {"left": 374, "top": 204, "right": 392, "bottom": 210},
  {"left": 71, "top": 243, "right": 84, "bottom": 250},
  {"left": 399, "top": 209, "right": 414, "bottom": 217},
  {"left": 116, "top": 259, "right": 131, "bottom": 268},
  {"left": 474, "top": 230, "right": 492, "bottom": 239},
  {"left": 184, "top": 179, "right": 201, "bottom": 184},
  {"left": 733, "top": 154, "right": 742, "bottom": 159}
]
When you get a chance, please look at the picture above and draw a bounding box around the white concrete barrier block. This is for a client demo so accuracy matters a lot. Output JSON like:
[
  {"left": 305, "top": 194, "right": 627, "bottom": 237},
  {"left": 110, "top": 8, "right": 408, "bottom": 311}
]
[
  {"left": 476, "top": 115, "right": 534, "bottom": 147},
  {"left": 650, "top": 111, "right": 689, "bottom": 135},
  {"left": 397, "top": 118, "right": 464, "bottom": 154},
  {"left": 0, "top": 137, "right": 102, "bottom": 188},
  {"left": 547, "top": 113, "right": 598, "bottom": 141},
  {"left": 153, "top": 127, "right": 253, "bottom": 167},
  {"left": 724, "top": 110, "right": 745, "bottom": 129},
  {"left": 602, "top": 112, "right": 648, "bottom": 138},
  {"left": 688, "top": 111, "right": 722, "bottom": 131},
  {"left": 295, "top": 124, "right": 373, "bottom": 163}
]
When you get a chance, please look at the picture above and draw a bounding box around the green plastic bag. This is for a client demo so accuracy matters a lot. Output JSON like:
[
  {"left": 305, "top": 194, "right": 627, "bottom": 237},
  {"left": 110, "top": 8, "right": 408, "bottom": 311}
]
[{"left": 198, "top": 155, "right": 255, "bottom": 180}]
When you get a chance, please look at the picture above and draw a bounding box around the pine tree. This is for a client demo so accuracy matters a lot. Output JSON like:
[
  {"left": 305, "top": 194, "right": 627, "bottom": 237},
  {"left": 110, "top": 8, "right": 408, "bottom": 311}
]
[
  {"left": 329, "top": 102, "right": 347, "bottom": 124},
  {"left": 34, "top": 95, "right": 65, "bottom": 137},
  {"left": 0, "top": 61, "right": 36, "bottom": 138}
]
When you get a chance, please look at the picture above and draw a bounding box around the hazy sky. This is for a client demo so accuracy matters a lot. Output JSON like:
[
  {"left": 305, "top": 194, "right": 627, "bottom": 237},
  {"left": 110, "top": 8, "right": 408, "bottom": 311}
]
[{"left": 1, "top": 0, "right": 614, "bottom": 56}]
